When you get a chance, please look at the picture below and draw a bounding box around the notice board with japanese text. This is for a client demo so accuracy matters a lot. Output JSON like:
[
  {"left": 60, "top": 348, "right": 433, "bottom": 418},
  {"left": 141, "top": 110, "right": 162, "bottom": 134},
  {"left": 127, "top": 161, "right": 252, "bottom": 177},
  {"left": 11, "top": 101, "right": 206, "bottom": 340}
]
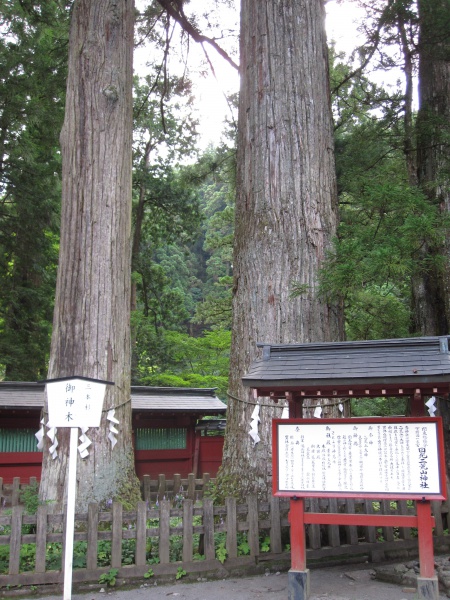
[{"left": 272, "top": 417, "right": 447, "bottom": 500}]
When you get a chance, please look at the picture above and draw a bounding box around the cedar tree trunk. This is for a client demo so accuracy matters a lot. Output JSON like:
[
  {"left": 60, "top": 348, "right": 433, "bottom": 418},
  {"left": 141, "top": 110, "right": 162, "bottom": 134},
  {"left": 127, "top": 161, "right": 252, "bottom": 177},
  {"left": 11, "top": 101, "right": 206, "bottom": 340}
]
[
  {"left": 39, "top": 0, "right": 139, "bottom": 513},
  {"left": 219, "top": 0, "right": 343, "bottom": 500},
  {"left": 412, "top": 0, "right": 450, "bottom": 468},
  {"left": 411, "top": 0, "right": 450, "bottom": 336}
]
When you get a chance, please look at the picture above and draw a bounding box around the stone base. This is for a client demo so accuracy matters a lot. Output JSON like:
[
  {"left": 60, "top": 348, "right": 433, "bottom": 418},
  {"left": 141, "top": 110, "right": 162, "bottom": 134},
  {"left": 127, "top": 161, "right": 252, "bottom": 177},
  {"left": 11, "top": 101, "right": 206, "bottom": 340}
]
[
  {"left": 417, "top": 576, "right": 439, "bottom": 600},
  {"left": 288, "top": 569, "right": 310, "bottom": 600}
]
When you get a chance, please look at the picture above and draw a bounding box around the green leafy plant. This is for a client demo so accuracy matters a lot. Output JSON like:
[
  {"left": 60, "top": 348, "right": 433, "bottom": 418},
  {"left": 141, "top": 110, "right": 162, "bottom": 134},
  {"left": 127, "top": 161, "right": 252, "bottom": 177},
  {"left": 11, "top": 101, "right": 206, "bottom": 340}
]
[
  {"left": 98, "top": 568, "right": 118, "bottom": 587},
  {"left": 0, "top": 545, "right": 9, "bottom": 574},
  {"left": 20, "top": 482, "right": 40, "bottom": 515},
  {"left": 237, "top": 533, "right": 250, "bottom": 556},
  {"left": 144, "top": 567, "right": 154, "bottom": 579},
  {"left": 260, "top": 536, "right": 270, "bottom": 553},
  {"left": 176, "top": 566, "right": 187, "bottom": 580},
  {"left": 216, "top": 542, "right": 228, "bottom": 564}
]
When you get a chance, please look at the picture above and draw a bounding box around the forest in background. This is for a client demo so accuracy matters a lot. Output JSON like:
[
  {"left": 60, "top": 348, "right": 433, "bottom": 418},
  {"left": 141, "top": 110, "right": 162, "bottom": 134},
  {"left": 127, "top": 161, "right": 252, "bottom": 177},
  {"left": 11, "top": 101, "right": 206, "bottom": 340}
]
[{"left": 0, "top": 0, "right": 449, "bottom": 416}]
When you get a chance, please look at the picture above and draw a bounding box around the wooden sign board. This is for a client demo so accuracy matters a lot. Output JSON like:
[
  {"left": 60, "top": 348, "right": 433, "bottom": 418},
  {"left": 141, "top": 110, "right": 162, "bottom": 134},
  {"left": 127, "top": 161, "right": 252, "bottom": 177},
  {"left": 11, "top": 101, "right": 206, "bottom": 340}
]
[
  {"left": 46, "top": 378, "right": 107, "bottom": 428},
  {"left": 272, "top": 417, "right": 447, "bottom": 501}
]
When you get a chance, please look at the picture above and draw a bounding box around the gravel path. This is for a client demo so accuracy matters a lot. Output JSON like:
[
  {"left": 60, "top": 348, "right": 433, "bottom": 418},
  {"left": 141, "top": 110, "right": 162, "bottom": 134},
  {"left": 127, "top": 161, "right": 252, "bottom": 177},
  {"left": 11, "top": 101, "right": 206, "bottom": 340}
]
[{"left": 35, "top": 564, "right": 448, "bottom": 600}]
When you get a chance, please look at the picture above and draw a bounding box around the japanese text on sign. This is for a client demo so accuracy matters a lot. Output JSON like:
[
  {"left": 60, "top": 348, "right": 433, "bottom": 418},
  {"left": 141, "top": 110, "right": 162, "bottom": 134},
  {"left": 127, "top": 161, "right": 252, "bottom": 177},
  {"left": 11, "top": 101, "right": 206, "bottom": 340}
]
[
  {"left": 46, "top": 378, "right": 106, "bottom": 428},
  {"left": 275, "top": 419, "right": 444, "bottom": 499}
]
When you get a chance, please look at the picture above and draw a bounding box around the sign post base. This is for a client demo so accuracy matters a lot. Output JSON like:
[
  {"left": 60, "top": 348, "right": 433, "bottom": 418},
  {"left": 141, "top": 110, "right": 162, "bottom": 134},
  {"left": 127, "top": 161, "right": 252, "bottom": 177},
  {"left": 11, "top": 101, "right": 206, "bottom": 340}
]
[
  {"left": 288, "top": 569, "right": 310, "bottom": 600},
  {"left": 417, "top": 576, "right": 439, "bottom": 600}
]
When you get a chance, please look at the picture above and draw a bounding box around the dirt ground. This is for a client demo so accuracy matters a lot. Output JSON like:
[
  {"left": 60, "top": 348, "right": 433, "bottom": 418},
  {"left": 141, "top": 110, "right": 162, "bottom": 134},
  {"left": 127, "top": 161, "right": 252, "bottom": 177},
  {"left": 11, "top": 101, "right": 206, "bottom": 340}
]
[{"left": 31, "top": 563, "right": 449, "bottom": 600}]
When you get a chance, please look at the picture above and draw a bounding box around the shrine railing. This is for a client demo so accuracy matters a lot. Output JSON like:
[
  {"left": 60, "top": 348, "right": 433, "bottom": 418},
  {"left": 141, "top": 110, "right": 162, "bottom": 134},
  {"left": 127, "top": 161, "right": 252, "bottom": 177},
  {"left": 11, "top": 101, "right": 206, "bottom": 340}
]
[{"left": 1, "top": 481, "right": 450, "bottom": 589}]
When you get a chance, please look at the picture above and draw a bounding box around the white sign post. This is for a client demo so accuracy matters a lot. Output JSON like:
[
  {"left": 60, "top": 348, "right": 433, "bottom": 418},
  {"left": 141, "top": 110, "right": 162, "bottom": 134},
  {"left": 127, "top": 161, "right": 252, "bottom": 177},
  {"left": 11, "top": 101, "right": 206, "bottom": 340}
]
[{"left": 45, "top": 377, "right": 112, "bottom": 600}]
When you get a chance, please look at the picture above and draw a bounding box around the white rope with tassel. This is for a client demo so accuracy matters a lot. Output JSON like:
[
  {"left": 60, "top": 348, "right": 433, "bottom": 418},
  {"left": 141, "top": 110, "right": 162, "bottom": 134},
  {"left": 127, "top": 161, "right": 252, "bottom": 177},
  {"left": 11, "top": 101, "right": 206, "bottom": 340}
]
[
  {"left": 107, "top": 409, "right": 119, "bottom": 449},
  {"left": 35, "top": 418, "right": 45, "bottom": 450},
  {"left": 78, "top": 427, "right": 92, "bottom": 458},
  {"left": 248, "top": 403, "right": 260, "bottom": 445},
  {"left": 47, "top": 424, "right": 58, "bottom": 459},
  {"left": 426, "top": 395, "right": 437, "bottom": 416}
]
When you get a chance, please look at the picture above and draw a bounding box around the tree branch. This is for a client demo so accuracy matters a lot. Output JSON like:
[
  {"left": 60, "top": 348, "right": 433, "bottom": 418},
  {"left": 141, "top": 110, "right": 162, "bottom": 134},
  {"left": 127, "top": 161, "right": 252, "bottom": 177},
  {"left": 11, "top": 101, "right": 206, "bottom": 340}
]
[{"left": 155, "top": 0, "right": 239, "bottom": 72}]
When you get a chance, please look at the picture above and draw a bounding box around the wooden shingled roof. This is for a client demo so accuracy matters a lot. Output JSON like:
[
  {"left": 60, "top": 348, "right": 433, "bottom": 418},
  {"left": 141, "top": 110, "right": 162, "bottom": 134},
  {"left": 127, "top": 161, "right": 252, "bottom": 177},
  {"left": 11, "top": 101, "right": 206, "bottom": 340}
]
[
  {"left": 0, "top": 382, "right": 226, "bottom": 414},
  {"left": 242, "top": 336, "right": 450, "bottom": 399}
]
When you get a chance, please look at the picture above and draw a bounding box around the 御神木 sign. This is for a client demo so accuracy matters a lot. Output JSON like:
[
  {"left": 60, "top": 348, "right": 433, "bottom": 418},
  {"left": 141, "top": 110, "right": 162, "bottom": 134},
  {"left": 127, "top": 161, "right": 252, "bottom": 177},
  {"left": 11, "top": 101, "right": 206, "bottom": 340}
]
[
  {"left": 46, "top": 377, "right": 108, "bottom": 428},
  {"left": 273, "top": 417, "right": 447, "bottom": 501}
]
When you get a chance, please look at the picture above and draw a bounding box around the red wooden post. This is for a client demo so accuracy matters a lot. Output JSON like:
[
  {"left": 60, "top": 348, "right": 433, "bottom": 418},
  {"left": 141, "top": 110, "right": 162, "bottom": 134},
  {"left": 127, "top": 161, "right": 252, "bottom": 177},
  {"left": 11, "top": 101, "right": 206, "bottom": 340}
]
[
  {"left": 410, "top": 391, "right": 425, "bottom": 417},
  {"left": 417, "top": 500, "right": 435, "bottom": 578},
  {"left": 289, "top": 497, "right": 307, "bottom": 571}
]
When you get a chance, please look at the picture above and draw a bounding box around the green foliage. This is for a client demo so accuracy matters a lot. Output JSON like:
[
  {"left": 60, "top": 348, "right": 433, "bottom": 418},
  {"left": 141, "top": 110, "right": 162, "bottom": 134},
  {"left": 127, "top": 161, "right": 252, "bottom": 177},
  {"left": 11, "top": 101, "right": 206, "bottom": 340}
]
[
  {"left": 321, "top": 49, "right": 449, "bottom": 340},
  {"left": 176, "top": 566, "right": 187, "bottom": 579},
  {"left": 20, "top": 482, "right": 40, "bottom": 515},
  {"left": 0, "top": 0, "right": 68, "bottom": 380},
  {"left": 98, "top": 568, "right": 119, "bottom": 587},
  {"left": 136, "top": 329, "right": 230, "bottom": 399},
  {"left": 237, "top": 534, "right": 250, "bottom": 556},
  {"left": 144, "top": 567, "right": 154, "bottom": 579},
  {"left": 216, "top": 542, "right": 228, "bottom": 564},
  {"left": 0, "top": 545, "right": 9, "bottom": 574},
  {"left": 260, "top": 535, "right": 270, "bottom": 553},
  {"left": 351, "top": 397, "right": 407, "bottom": 417}
]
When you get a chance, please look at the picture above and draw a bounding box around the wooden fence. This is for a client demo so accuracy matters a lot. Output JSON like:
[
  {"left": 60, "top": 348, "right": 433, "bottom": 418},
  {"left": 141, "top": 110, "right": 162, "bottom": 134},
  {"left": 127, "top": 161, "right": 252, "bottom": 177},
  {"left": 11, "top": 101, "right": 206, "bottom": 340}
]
[
  {"left": 0, "top": 474, "right": 213, "bottom": 508},
  {"left": 1, "top": 478, "right": 450, "bottom": 589}
]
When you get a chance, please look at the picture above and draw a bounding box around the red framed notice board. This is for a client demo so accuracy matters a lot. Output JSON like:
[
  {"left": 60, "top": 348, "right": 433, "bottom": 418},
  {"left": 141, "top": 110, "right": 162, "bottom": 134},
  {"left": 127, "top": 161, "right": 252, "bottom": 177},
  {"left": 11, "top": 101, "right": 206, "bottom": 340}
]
[{"left": 272, "top": 417, "right": 447, "bottom": 501}]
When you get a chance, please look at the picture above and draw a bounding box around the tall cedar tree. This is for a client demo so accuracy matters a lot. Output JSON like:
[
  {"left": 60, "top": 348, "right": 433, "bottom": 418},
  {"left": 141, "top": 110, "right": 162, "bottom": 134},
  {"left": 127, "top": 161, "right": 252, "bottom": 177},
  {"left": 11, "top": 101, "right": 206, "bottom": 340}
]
[
  {"left": 217, "top": 0, "right": 343, "bottom": 499},
  {"left": 412, "top": 0, "right": 450, "bottom": 335},
  {"left": 39, "top": 0, "right": 140, "bottom": 512}
]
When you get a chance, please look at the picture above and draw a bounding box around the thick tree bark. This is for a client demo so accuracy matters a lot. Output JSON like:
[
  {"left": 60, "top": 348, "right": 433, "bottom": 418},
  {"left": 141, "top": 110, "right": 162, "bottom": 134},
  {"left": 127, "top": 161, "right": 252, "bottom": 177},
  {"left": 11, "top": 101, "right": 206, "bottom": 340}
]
[
  {"left": 411, "top": 0, "right": 450, "bottom": 335},
  {"left": 39, "top": 0, "right": 139, "bottom": 513},
  {"left": 411, "top": 0, "right": 450, "bottom": 470},
  {"left": 219, "top": 0, "right": 343, "bottom": 499}
]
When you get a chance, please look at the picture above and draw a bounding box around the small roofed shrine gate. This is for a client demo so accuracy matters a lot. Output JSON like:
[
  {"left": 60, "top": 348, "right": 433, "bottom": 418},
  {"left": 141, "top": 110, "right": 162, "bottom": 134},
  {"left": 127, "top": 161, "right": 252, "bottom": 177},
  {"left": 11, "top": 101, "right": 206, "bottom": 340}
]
[{"left": 242, "top": 336, "right": 450, "bottom": 600}]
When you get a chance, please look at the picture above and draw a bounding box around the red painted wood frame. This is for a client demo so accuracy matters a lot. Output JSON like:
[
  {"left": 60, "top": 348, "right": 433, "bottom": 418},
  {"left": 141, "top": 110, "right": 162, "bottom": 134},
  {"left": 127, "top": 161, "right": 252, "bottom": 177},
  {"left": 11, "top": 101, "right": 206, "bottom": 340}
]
[
  {"left": 288, "top": 497, "right": 436, "bottom": 578},
  {"left": 274, "top": 417, "right": 446, "bottom": 580}
]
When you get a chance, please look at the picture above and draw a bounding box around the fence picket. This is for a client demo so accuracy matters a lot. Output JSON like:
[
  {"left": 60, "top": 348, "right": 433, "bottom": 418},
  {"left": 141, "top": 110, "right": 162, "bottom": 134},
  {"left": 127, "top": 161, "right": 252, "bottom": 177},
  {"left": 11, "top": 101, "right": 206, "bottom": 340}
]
[
  {"left": 11, "top": 477, "right": 20, "bottom": 507},
  {"left": 143, "top": 475, "right": 151, "bottom": 502},
  {"left": 87, "top": 503, "right": 99, "bottom": 570},
  {"left": 364, "top": 500, "right": 377, "bottom": 543},
  {"left": 247, "top": 496, "right": 259, "bottom": 557},
  {"left": 158, "top": 474, "right": 167, "bottom": 501},
  {"left": 203, "top": 497, "right": 215, "bottom": 560},
  {"left": 159, "top": 499, "right": 171, "bottom": 563},
  {"left": 379, "top": 500, "right": 394, "bottom": 542},
  {"left": 202, "top": 473, "right": 210, "bottom": 499},
  {"left": 35, "top": 505, "right": 48, "bottom": 573},
  {"left": 308, "top": 497, "right": 321, "bottom": 549},
  {"left": 398, "top": 500, "right": 412, "bottom": 540},
  {"left": 270, "top": 496, "right": 282, "bottom": 554},
  {"left": 187, "top": 473, "right": 195, "bottom": 500},
  {"left": 344, "top": 498, "right": 359, "bottom": 545},
  {"left": 182, "top": 499, "right": 193, "bottom": 562},
  {"left": 328, "top": 498, "right": 340, "bottom": 547},
  {"left": 111, "top": 502, "right": 123, "bottom": 569},
  {"left": 226, "top": 497, "right": 237, "bottom": 558},
  {"left": 173, "top": 474, "right": 181, "bottom": 496},
  {"left": 9, "top": 505, "right": 23, "bottom": 575},
  {"left": 136, "top": 501, "right": 147, "bottom": 567},
  {"left": 432, "top": 500, "right": 444, "bottom": 536}
]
